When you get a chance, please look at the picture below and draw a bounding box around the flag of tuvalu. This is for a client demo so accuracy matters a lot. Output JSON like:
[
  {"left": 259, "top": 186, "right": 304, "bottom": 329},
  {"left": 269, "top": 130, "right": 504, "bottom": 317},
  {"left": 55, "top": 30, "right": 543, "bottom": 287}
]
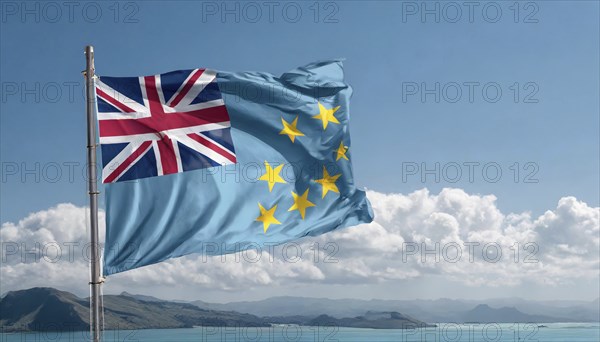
[{"left": 97, "top": 60, "right": 373, "bottom": 275}]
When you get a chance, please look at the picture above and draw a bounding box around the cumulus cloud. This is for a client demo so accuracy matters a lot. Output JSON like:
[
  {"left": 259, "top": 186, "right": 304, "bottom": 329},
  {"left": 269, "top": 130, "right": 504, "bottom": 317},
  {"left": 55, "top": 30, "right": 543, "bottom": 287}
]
[
  {"left": 1, "top": 189, "right": 598, "bottom": 296},
  {"left": 0, "top": 203, "right": 106, "bottom": 293}
]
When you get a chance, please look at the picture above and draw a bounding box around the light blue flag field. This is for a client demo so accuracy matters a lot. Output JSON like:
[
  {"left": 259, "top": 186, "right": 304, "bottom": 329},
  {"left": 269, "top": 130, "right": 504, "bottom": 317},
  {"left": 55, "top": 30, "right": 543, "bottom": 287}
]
[{"left": 96, "top": 60, "right": 373, "bottom": 275}]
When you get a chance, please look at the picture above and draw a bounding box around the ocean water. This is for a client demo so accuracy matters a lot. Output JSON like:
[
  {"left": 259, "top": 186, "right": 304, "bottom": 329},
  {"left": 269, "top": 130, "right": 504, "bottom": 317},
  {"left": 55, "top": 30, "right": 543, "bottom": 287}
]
[{"left": 1, "top": 323, "right": 598, "bottom": 341}]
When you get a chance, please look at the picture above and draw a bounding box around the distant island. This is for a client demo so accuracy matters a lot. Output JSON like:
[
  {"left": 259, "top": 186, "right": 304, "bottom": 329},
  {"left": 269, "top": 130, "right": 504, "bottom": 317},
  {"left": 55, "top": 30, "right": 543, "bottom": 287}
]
[{"left": 188, "top": 294, "right": 599, "bottom": 324}]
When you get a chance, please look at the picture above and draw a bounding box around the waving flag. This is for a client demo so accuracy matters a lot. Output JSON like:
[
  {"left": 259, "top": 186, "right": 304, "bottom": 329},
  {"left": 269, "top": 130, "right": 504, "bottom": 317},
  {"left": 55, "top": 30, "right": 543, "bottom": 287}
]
[
  {"left": 99, "top": 60, "right": 373, "bottom": 275},
  {"left": 96, "top": 69, "right": 236, "bottom": 183}
]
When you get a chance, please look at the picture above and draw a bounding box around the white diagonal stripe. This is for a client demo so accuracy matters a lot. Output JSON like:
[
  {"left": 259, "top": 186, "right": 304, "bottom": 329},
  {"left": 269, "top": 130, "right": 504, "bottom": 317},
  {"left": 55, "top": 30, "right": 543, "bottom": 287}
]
[
  {"left": 96, "top": 79, "right": 148, "bottom": 114},
  {"left": 173, "top": 69, "right": 217, "bottom": 110},
  {"left": 102, "top": 140, "right": 151, "bottom": 182},
  {"left": 174, "top": 134, "right": 232, "bottom": 166},
  {"left": 165, "top": 69, "right": 199, "bottom": 106},
  {"left": 196, "top": 132, "right": 234, "bottom": 156}
]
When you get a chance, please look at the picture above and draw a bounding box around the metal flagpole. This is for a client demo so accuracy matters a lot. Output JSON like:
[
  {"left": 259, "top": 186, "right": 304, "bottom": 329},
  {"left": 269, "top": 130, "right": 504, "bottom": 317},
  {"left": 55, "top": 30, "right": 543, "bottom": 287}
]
[{"left": 84, "top": 45, "right": 102, "bottom": 342}]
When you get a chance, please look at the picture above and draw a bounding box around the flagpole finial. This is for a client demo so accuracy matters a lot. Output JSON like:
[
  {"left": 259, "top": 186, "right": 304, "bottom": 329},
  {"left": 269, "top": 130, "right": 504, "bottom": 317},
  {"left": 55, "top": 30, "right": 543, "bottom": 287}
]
[{"left": 85, "top": 46, "right": 95, "bottom": 75}]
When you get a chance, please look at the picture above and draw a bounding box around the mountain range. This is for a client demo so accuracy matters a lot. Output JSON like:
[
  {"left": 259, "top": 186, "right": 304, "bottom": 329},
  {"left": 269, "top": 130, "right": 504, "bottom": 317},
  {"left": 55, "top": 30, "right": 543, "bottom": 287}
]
[
  {"left": 2, "top": 287, "right": 597, "bottom": 332},
  {"left": 0, "top": 288, "right": 430, "bottom": 332},
  {"left": 186, "top": 295, "right": 599, "bottom": 323},
  {"left": 0, "top": 288, "right": 268, "bottom": 332}
]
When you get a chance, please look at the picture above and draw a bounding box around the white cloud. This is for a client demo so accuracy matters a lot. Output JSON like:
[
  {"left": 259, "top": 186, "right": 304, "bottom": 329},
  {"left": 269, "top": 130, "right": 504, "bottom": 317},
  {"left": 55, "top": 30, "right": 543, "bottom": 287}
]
[
  {"left": 1, "top": 189, "right": 598, "bottom": 297},
  {"left": 0, "top": 203, "right": 106, "bottom": 293}
]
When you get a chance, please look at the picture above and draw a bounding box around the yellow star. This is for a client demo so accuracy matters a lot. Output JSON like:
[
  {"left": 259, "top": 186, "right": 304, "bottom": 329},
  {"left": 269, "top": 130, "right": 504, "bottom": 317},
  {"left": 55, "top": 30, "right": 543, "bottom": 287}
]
[
  {"left": 336, "top": 141, "right": 349, "bottom": 161},
  {"left": 314, "top": 166, "right": 341, "bottom": 198},
  {"left": 256, "top": 203, "right": 281, "bottom": 233},
  {"left": 288, "top": 189, "right": 316, "bottom": 219},
  {"left": 312, "top": 102, "right": 340, "bottom": 130},
  {"left": 258, "top": 161, "right": 286, "bottom": 192},
  {"left": 279, "top": 116, "right": 305, "bottom": 143}
]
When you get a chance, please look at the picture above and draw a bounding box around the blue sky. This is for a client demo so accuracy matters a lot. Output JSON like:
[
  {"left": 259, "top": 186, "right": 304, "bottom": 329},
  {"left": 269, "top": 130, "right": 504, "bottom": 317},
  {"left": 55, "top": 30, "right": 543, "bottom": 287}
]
[
  {"left": 1, "top": 1, "right": 598, "bottom": 223},
  {"left": 0, "top": 1, "right": 599, "bottom": 302}
]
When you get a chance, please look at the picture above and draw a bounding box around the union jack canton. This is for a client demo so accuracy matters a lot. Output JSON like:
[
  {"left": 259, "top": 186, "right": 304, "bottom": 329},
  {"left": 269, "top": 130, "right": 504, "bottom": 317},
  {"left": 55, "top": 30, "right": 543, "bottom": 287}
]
[{"left": 95, "top": 69, "right": 236, "bottom": 183}]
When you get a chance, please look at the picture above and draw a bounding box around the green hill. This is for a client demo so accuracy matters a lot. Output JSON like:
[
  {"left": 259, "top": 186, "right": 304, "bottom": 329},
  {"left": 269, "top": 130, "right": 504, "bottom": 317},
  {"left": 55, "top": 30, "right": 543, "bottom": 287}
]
[{"left": 0, "top": 287, "right": 268, "bottom": 332}]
